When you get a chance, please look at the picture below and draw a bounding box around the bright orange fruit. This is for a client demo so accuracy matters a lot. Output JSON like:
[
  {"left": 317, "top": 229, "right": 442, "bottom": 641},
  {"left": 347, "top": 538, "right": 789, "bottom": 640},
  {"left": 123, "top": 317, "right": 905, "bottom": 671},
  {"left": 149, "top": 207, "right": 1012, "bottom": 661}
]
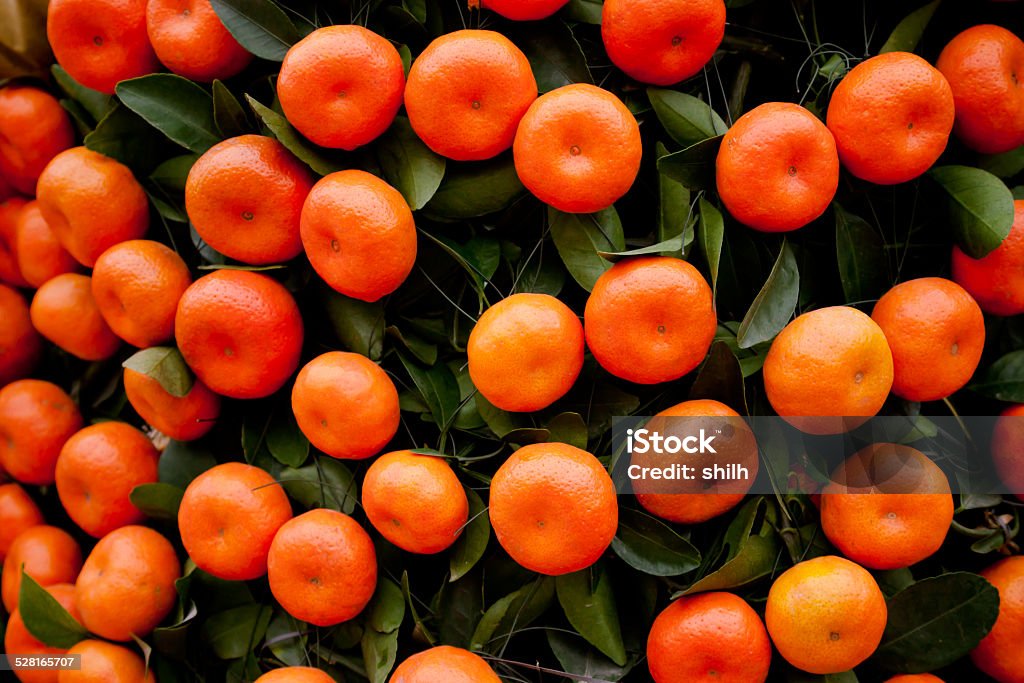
[
  {"left": 0, "top": 284, "right": 42, "bottom": 386},
  {"left": 15, "top": 200, "right": 81, "bottom": 288},
  {"left": 1, "top": 525, "right": 82, "bottom": 613},
  {"left": 0, "top": 85, "right": 75, "bottom": 195},
  {"left": 146, "top": 0, "right": 252, "bottom": 82},
  {"left": 0, "top": 379, "right": 83, "bottom": 486},
  {"left": 953, "top": 199, "right": 1024, "bottom": 316},
  {"left": 123, "top": 368, "right": 221, "bottom": 441},
  {"left": 30, "top": 273, "right": 122, "bottom": 361}
]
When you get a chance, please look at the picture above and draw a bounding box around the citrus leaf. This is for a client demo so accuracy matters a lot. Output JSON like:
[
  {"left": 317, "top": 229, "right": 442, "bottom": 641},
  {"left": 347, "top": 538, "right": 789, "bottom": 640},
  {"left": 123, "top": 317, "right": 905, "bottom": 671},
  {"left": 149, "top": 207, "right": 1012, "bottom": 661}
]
[
  {"left": 736, "top": 240, "right": 799, "bottom": 349},
  {"left": 564, "top": 0, "right": 602, "bottom": 23},
  {"left": 159, "top": 441, "right": 218, "bottom": 489},
  {"left": 550, "top": 206, "right": 625, "bottom": 291},
  {"left": 377, "top": 116, "right": 445, "bottom": 210},
  {"left": 648, "top": 89, "right": 729, "bottom": 147},
  {"left": 129, "top": 482, "right": 185, "bottom": 520},
  {"left": 323, "top": 290, "right": 385, "bottom": 361},
  {"left": 873, "top": 572, "right": 999, "bottom": 673},
  {"left": 657, "top": 141, "right": 694, "bottom": 257},
  {"left": 546, "top": 412, "right": 588, "bottom": 450},
  {"left": 682, "top": 497, "right": 777, "bottom": 595},
  {"left": 84, "top": 102, "right": 166, "bottom": 170},
  {"left": 514, "top": 22, "right": 592, "bottom": 92},
  {"left": 265, "top": 407, "right": 309, "bottom": 468},
  {"left": 361, "top": 629, "right": 399, "bottom": 683},
  {"left": 470, "top": 577, "right": 555, "bottom": 652},
  {"left": 929, "top": 165, "right": 1015, "bottom": 258},
  {"left": 835, "top": 204, "right": 887, "bottom": 304},
  {"left": 246, "top": 96, "right": 344, "bottom": 176},
  {"left": 450, "top": 487, "right": 490, "bottom": 582},
  {"left": 116, "top": 75, "right": 220, "bottom": 154},
  {"left": 556, "top": 566, "right": 627, "bottom": 665},
  {"left": 422, "top": 156, "right": 525, "bottom": 220},
  {"left": 979, "top": 146, "right": 1024, "bottom": 179},
  {"left": 611, "top": 507, "right": 701, "bottom": 577},
  {"left": 689, "top": 341, "right": 747, "bottom": 413},
  {"left": 439, "top": 572, "right": 483, "bottom": 647},
  {"left": 212, "top": 79, "right": 249, "bottom": 138},
  {"left": 150, "top": 154, "right": 199, "bottom": 192},
  {"left": 698, "top": 197, "right": 724, "bottom": 298},
  {"left": 209, "top": 0, "right": 302, "bottom": 61},
  {"left": 879, "top": 0, "right": 941, "bottom": 54},
  {"left": 51, "top": 65, "right": 111, "bottom": 122},
  {"left": 18, "top": 573, "right": 89, "bottom": 649},
  {"left": 365, "top": 578, "right": 405, "bottom": 634},
  {"left": 201, "top": 604, "right": 272, "bottom": 660},
  {"left": 280, "top": 458, "right": 358, "bottom": 514},
  {"left": 264, "top": 612, "right": 307, "bottom": 667},
  {"left": 657, "top": 135, "right": 723, "bottom": 190},
  {"left": 547, "top": 631, "right": 633, "bottom": 682},
  {"left": 398, "top": 351, "right": 460, "bottom": 428},
  {"left": 969, "top": 350, "right": 1024, "bottom": 402},
  {"left": 123, "top": 347, "right": 194, "bottom": 398},
  {"left": 598, "top": 235, "right": 685, "bottom": 262}
]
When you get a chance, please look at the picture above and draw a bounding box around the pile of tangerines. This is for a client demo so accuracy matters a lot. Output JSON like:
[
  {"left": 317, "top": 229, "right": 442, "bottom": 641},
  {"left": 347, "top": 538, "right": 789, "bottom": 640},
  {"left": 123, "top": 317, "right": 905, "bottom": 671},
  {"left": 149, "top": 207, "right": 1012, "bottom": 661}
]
[{"left": 0, "top": 0, "right": 1023, "bottom": 681}]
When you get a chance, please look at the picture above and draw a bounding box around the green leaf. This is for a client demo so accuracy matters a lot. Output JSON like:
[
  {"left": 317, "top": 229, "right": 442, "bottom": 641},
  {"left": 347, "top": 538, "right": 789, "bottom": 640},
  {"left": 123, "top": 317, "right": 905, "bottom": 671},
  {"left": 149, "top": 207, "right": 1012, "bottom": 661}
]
[
  {"left": 212, "top": 80, "right": 249, "bottom": 138},
  {"left": 546, "top": 412, "right": 588, "bottom": 450},
  {"left": 266, "top": 407, "right": 310, "bottom": 468},
  {"left": 550, "top": 207, "right": 625, "bottom": 291},
  {"left": 970, "top": 350, "right": 1024, "bottom": 402},
  {"left": 116, "top": 75, "right": 220, "bottom": 154},
  {"left": 422, "top": 233, "right": 500, "bottom": 294},
  {"left": 657, "top": 141, "right": 693, "bottom": 256},
  {"left": 657, "top": 135, "right": 723, "bottom": 190},
  {"left": 386, "top": 326, "right": 437, "bottom": 366},
  {"left": 698, "top": 197, "right": 724, "bottom": 298},
  {"left": 514, "top": 22, "right": 593, "bottom": 92},
  {"left": 689, "top": 340, "right": 747, "bottom": 412},
  {"left": 209, "top": 0, "right": 302, "bottom": 61},
  {"left": 611, "top": 507, "right": 701, "bottom": 577},
  {"left": 564, "top": 0, "right": 602, "bottom": 23},
  {"left": 123, "top": 347, "right": 194, "bottom": 398},
  {"left": 18, "top": 573, "right": 89, "bottom": 649},
  {"left": 879, "top": 0, "right": 941, "bottom": 54},
  {"left": 450, "top": 487, "right": 490, "bottom": 581},
  {"left": 873, "top": 572, "right": 1000, "bottom": 673},
  {"left": 246, "top": 96, "right": 344, "bottom": 176},
  {"left": 280, "top": 458, "right": 358, "bottom": 514},
  {"left": 598, "top": 235, "right": 685, "bottom": 262},
  {"left": 786, "top": 672, "right": 859, "bottom": 683},
  {"left": 52, "top": 65, "right": 111, "bottom": 122},
  {"left": 377, "top": 116, "right": 445, "bottom": 211},
  {"left": 683, "top": 497, "right": 778, "bottom": 594},
  {"left": 439, "top": 572, "right": 483, "bottom": 648},
  {"left": 547, "top": 631, "right": 633, "bottom": 682},
  {"left": 265, "top": 612, "right": 307, "bottom": 667},
  {"left": 361, "top": 629, "right": 399, "bottom": 683},
  {"left": 323, "top": 291, "right": 385, "bottom": 361},
  {"left": 736, "top": 240, "right": 799, "bottom": 349},
  {"left": 84, "top": 102, "right": 165, "bottom": 170},
  {"left": 929, "top": 165, "right": 1015, "bottom": 258},
  {"left": 556, "top": 567, "right": 627, "bottom": 665},
  {"left": 470, "top": 577, "right": 555, "bottom": 652},
  {"left": 365, "top": 579, "right": 405, "bottom": 634},
  {"left": 159, "top": 441, "right": 218, "bottom": 489},
  {"left": 979, "top": 146, "right": 1024, "bottom": 179},
  {"left": 648, "top": 89, "right": 728, "bottom": 147},
  {"left": 835, "top": 204, "right": 887, "bottom": 304},
  {"left": 398, "top": 352, "right": 461, "bottom": 429},
  {"left": 201, "top": 604, "right": 272, "bottom": 660},
  {"left": 150, "top": 154, "right": 199, "bottom": 192},
  {"left": 129, "top": 482, "right": 185, "bottom": 520},
  {"left": 422, "top": 156, "right": 525, "bottom": 220}
]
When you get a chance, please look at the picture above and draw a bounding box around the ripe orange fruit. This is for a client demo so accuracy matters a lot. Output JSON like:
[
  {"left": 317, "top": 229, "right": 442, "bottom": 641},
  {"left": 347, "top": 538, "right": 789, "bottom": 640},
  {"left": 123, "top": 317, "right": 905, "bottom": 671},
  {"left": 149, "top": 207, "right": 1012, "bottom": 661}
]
[
  {"left": 362, "top": 450, "right": 468, "bottom": 554},
  {"left": 75, "top": 525, "right": 180, "bottom": 641},
  {"left": 971, "top": 556, "right": 1024, "bottom": 683},
  {"left": 300, "top": 170, "right": 416, "bottom": 302},
  {"left": 0, "top": 379, "right": 83, "bottom": 486},
  {"left": 278, "top": 25, "right": 405, "bottom": 150},
  {"left": 936, "top": 25, "right": 1024, "bottom": 154},
  {"left": 36, "top": 147, "right": 150, "bottom": 267},
  {"left": 602, "top": 0, "right": 725, "bottom": 86},
  {"left": 175, "top": 270, "right": 304, "bottom": 399},
  {"left": 717, "top": 102, "right": 839, "bottom": 232},
  {"left": 1, "top": 525, "right": 82, "bottom": 613},
  {"left": 514, "top": 84, "right": 642, "bottom": 213},
  {"left": 390, "top": 646, "right": 501, "bottom": 683},
  {"left": 15, "top": 201, "right": 81, "bottom": 288},
  {"left": 490, "top": 442, "right": 617, "bottom": 576},
  {"left": 634, "top": 399, "right": 758, "bottom": 524},
  {"left": 993, "top": 405, "right": 1024, "bottom": 501},
  {"left": 763, "top": 306, "right": 893, "bottom": 434},
  {"left": 291, "top": 351, "right": 400, "bottom": 459},
  {"left": 146, "top": 0, "right": 252, "bottom": 82},
  {"left": 826, "top": 52, "right": 955, "bottom": 185},
  {"left": 0, "top": 483, "right": 44, "bottom": 561},
  {"left": 0, "top": 197, "right": 30, "bottom": 287},
  {"left": 55, "top": 422, "right": 160, "bottom": 538},
  {"left": 178, "top": 462, "right": 293, "bottom": 581},
  {"left": 0, "top": 86, "right": 75, "bottom": 196},
  {"left": 584, "top": 257, "right": 716, "bottom": 385},
  {"left": 46, "top": 0, "right": 158, "bottom": 95},
  {"left": 60, "top": 639, "right": 156, "bottom": 683},
  {"left": 480, "top": 0, "right": 567, "bottom": 20},
  {"left": 405, "top": 30, "right": 537, "bottom": 161},
  {"left": 90, "top": 240, "right": 192, "bottom": 347},
  {"left": 30, "top": 273, "right": 122, "bottom": 361},
  {"left": 5, "top": 583, "right": 80, "bottom": 683},
  {"left": 0, "top": 284, "right": 42, "bottom": 386},
  {"left": 185, "top": 135, "right": 314, "bottom": 265},
  {"left": 254, "top": 668, "right": 335, "bottom": 683},
  {"left": 871, "top": 277, "right": 985, "bottom": 402},
  {"left": 647, "top": 592, "right": 772, "bottom": 683},
  {"left": 123, "top": 367, "right": 221, "bottom": 441},
  {"left": 820, "top": 443, "right": 953, "bottom": 570},
  {"left": 766, "top": 555, "right": 887, "bottom": 675},
  {"left": 884, "top": 675, "right": 945, "bottom": 683},
  {"left": 952, "top": 199, "right": 1024, "bottom": 316},
  {"left": 267, "top": 508, "right": 378, "bottom": 626},
  {"left": 468, "top": 293, "right": 583, "bottom": 412}
]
